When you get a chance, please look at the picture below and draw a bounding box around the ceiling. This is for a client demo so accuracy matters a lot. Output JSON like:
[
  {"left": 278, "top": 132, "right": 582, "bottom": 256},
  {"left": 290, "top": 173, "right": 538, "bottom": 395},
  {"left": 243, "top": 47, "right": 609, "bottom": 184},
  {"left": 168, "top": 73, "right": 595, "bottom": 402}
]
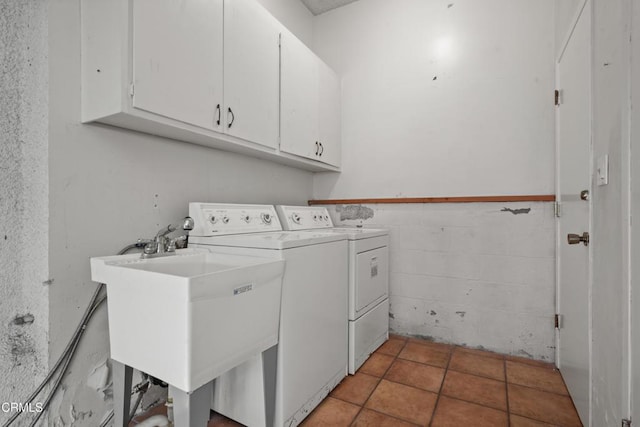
[{"left": 300, "top": 0, "right": 360, "bottom": 15}]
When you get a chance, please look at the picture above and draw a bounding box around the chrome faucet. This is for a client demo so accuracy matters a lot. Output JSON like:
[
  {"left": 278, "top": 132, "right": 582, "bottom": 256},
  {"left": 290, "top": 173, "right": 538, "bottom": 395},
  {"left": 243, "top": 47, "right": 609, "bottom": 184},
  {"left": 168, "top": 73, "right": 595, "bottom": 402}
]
[{"left": 142, "top": 217, "right": 194, "bottom": 259}]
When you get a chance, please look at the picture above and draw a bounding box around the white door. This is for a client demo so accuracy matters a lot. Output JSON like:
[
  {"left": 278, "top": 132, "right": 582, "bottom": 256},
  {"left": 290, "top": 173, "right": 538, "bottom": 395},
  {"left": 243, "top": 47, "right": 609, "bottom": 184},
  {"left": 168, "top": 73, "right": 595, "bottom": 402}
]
[
  {"left": 280, "top": 29, "right": 319, "bottom": 161},
  {"left": 132, "top": 0, "right": 223, "bottom": 131},
  {"left": 556, "top": 3, "right": 591, "bottom": 425},
  {"left": 318, "top": 61, "right": 342, "bottom": 167},
  {"left": 224, "top": 0, "right": 281, "bottom": 148}
]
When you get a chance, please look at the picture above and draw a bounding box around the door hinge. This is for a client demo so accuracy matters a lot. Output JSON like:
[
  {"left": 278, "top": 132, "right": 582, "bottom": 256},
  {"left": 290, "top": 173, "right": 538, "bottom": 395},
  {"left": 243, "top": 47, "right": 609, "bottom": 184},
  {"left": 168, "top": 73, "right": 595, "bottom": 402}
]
[
  {"left": 129, "top": 83, "right": 135, "bottom": 97},
  {"left": 278, "top": 32, "right": 282, "bottom": 47},
  {"left": 555, "top": 314, "right": 563, "bottom": 329},
  {"left": 622, "top": 419, "right": 631, "bottom": 427},
  {"left": 555, "top": 89, "right": 561, "bottom": 106},
  {"left": 554, "top": 201, "right": 562, "bottom": 217}
]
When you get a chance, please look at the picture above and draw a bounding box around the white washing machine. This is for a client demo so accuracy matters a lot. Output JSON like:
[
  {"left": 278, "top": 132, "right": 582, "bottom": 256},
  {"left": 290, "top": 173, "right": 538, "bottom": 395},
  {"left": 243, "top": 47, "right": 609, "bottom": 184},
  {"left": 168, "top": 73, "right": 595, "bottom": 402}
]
[
  {"left": 188, "top": 203, "right": 348, "bottom": 427},
  {"left": 276, "top": 205, "right": 389, "bottom": 374}
]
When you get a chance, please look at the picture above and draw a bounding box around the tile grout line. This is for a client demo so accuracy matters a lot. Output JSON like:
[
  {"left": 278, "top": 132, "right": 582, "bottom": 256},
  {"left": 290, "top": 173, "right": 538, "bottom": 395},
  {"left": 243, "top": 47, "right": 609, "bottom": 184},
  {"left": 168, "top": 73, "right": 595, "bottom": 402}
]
[
  {"left": 348, "top": 338, "right": 407, "bottom": 426},
  {"left": 504, "top": 357, "right": 511, "bottom": 426},
  {"left": 338, "top": 338, "right": 577, "bottom": 427},
  {"left": 427, "top": 345, "right": 454, "bottom": 427},
  {"left": 361, "top": 407, "right": 422, "bottom": 426}
]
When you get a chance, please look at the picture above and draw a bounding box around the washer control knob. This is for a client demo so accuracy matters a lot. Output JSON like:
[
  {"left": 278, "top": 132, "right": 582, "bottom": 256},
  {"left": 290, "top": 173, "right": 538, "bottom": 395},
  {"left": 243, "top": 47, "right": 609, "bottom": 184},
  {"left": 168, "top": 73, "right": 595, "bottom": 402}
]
[
  {"left": 313, "top": 215, "right": 318, "bottom": 221},
  {"left": 242, "top": 215, "right": 251, "bottom": 223},
  {"left": 222, "top": 216, "right": 230, "bottom": 224},
  {"left": 210, "top": 215, "right": 218, "bottom": 224},
  {"left": 261, "top": 213, "right": 272, "bottom": 224},
  {"left": 291, "top": 213, "right": 301, "bottom": 224}
]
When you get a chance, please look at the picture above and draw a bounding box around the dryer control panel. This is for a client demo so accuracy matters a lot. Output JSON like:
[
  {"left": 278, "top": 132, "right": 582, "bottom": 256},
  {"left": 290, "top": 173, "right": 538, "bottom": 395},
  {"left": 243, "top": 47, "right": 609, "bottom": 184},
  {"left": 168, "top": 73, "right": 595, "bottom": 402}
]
[
  {"left": 189, "top": 203, "right": 282, "bottom": 236},
  {"left": 276, "top": 206, "right": 334, "bottom": 231}
]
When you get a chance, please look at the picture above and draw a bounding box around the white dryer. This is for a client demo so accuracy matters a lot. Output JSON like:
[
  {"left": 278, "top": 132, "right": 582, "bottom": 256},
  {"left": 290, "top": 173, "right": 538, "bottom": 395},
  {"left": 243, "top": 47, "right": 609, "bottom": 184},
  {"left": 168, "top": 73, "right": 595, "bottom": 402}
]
[
  {"left": 276, "top": 205, "right": 389, "bottom": 374},
  {"left": 188, "top": 203, "right": 348, "bottom": 427}
]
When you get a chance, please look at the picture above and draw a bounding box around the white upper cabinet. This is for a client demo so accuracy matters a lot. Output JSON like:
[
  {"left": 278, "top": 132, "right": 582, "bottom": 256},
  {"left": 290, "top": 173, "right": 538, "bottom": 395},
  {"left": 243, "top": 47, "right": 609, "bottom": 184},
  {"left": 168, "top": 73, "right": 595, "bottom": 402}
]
[
  {"left": 81, "top": 0, "right": 340, "bottom": 172},
  {"left": 280, "top": 30, "right": 319, "bottom": 160},
  {"left": 280, "top": 30, "right": 341, "bottom": 168},
  {"left": 132, "top": 0, "right": 223, "bottom": 131},
  {"left": 318, "top": 61, "right": 342, "bottom": 168},
  {"left": 224, "top": 0, "right": 281, "bottom": 149}
]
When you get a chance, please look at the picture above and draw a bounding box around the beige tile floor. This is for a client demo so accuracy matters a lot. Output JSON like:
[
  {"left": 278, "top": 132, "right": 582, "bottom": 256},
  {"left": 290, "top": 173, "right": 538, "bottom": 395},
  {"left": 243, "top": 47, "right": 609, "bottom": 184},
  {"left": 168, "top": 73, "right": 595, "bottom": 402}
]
[{"left": 132, "top": 334, "right": 583, "bottom": 427}]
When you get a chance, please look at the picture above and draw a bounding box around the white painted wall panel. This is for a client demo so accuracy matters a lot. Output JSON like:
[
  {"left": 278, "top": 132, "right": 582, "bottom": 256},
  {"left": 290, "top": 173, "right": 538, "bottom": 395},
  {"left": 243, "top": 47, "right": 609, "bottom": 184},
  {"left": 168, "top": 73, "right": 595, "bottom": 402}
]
[
  {"left": 322, "top": 203, "right": 556, "bottom": 361},
  {"left": 0, "top": 0, "right": 49, "bottom": 420},
  {"left": 312, "top": 0, "right": 555, "bottom": 199}
]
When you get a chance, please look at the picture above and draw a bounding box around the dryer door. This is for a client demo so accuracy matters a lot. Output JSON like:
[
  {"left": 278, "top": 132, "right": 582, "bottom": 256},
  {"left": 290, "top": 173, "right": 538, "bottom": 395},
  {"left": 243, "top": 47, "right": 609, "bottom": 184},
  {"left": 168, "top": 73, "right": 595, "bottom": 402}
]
[{"left": 355, "top": 246, "right": 388, "bottom": 316}]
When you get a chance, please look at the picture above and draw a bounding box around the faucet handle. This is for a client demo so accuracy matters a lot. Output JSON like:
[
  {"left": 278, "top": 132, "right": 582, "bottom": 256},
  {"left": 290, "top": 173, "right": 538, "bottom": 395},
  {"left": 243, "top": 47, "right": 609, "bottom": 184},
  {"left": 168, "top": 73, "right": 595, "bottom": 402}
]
[
  {"left": 143, "top": 241, "right": 158, "bottom": 255},
  {"left": 167, "top": 235, "right": 187, "bottom": 252}
]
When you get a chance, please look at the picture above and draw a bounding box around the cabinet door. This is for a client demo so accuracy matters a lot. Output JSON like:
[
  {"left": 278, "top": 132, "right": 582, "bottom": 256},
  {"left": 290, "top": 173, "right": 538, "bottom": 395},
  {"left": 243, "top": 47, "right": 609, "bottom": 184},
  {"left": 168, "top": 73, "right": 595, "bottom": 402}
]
[
  {"left": 318, "top": 62, "right": 341, "bottom": 167},
  {"left": 132, "top": 0, "right": 223, "bottom": 132},
  {"left": 224, "top": 0, "right": 281, "bottom": 148},
  {"left": 280, "top": 29, "right": 319, "bottom": 160}
]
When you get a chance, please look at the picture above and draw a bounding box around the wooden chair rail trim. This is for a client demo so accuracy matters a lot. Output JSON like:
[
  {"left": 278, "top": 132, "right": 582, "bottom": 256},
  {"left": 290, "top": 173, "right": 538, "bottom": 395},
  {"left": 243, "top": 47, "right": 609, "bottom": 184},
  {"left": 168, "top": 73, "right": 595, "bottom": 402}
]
[{"left": 308, "top": 195, "right": 556, "bottom": 205}]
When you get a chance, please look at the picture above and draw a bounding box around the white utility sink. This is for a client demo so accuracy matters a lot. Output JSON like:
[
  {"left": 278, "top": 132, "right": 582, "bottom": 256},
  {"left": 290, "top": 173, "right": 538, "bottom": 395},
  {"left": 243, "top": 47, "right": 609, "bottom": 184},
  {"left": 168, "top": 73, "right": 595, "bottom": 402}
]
[{"left": 91, "top": 249, "right": 284, "bottom": 392}]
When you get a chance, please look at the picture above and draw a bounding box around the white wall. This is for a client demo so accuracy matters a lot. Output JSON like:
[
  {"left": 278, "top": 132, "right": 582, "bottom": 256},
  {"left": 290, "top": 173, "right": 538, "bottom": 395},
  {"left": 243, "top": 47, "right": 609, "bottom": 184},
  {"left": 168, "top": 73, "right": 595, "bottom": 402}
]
[
  {"left": 313, "top": 0, "right": 555, "bottom": 199},
  {"left": 46, "top": 0, "right": 314, "bottom": 425},
  {"left": 324, "top": 202, "right": 556, "bottom": 360},
  {"left": 590, "top": 0, "right": 632, "bottom": 423},
  {"left": 256, "top": 0, "right": 313, "bottom": 46},
  {"left": 311, "top": 0, "right": 556, "bottom": 360},
  {"left": 0, "top": 0, "right": 49, "bottom": 421}
]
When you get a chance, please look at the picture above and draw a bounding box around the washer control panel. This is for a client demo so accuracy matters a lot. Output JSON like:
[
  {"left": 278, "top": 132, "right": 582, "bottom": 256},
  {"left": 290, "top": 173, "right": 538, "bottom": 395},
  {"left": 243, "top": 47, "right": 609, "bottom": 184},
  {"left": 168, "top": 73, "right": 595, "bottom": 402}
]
[
  {"left": 189, "top": 203, "right": 282, "bottom": 236},
  {"left": 275, "top": 206, "right": 334, "bottom": 231}
]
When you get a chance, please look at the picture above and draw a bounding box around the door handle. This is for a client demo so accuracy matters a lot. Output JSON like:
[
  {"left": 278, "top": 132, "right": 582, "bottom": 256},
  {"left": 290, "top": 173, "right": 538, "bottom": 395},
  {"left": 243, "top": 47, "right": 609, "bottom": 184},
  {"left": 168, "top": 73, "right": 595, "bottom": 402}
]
[
  {"left": 319, "top": 142, "right": 323, "bottom": 156},
  {"left": 315, "top": 141, "right": 319, "bottom": 155},
  {"left": 567, "top": 232, "right": 589, "bottom": 246},
  {"left": 215, "top": 104, "right": 221, "bottom": 126}
]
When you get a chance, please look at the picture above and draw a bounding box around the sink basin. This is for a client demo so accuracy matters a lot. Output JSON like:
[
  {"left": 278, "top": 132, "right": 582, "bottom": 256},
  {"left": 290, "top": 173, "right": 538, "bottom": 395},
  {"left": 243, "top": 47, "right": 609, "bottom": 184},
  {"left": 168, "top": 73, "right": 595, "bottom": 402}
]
[{"left": 91, "top": 249, "right": 284, "bottom": 392}]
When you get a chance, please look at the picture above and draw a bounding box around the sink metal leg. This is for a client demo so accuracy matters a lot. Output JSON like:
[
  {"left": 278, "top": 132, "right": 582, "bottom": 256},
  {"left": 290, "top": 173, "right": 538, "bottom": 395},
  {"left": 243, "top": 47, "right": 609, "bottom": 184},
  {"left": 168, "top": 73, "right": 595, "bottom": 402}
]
[
  {"left": 169, "top": 381, "right": 212, "bottom": 426},
  {"left": 262, "top": 345, "right": 278, "bottom": 427},
  {"left": 111, "top": 360, "right": 133, "bottom": 427}
]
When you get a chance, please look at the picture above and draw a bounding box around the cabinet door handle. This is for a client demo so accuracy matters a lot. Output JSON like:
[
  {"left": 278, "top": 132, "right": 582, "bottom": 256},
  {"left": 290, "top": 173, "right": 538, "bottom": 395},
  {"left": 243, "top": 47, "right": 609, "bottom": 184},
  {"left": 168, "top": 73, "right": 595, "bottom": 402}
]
[
  {"left": 319, "top": 142, "right": 324, "bottom": 156},
  {"left": 228, "top": 107, "right": 234, "bottom": 128},
  {"left": 315, "top": 141, "right": 319, "bottom": 155},
  {"left": 216, "top": 104, "right": 221, "bottom": 126}
]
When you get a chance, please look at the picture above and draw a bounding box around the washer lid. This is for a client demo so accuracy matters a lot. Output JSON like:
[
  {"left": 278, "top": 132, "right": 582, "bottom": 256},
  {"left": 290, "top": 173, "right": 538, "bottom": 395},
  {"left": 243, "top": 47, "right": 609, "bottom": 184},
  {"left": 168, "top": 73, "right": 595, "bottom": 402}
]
[
  {"left": 324, "top": 227, "right": 389, "bottom": 240},
  {"left": 190, "top": 231, "right": 347, "bottom": 250}
]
